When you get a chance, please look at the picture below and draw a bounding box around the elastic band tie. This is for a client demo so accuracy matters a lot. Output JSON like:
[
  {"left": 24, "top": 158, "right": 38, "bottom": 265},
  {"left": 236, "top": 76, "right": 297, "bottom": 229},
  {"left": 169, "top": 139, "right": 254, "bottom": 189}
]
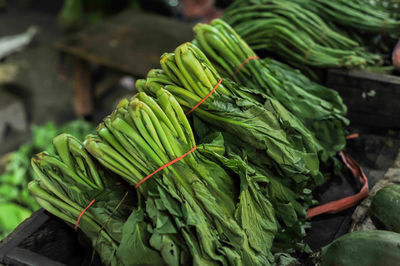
[
  {"left": 381, "top": 19, "right": 387, "bottom": 34},
  {"left": 185, "top": 78, "right": 223, "bottom": 115},
  {"left": 302, "top": 28, "right": 329, "bottom": 67},
  {"left": 75, "top": 198, "right": 96, "bottom": 231},
  {"left": 306, "top": 151, "right": 369, "bottom": 219},
  {"left": 302, "top": 42, "right": 315, "bottom": 66},
  {"left": 135, "top": 145, "right": 197, "bottom": 188},
  {"left": 233, "top": 56, "right": 259, "bottom": 77},
  {"left": 319, "top": 28, "right": 330, "bottom": 43},
  {"left": 346, "top": 133, "right": 359, "bottom": 140}
]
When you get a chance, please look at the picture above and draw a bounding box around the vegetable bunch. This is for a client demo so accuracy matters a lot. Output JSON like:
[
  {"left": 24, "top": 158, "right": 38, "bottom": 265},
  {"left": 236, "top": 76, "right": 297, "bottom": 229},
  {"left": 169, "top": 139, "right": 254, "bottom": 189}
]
[
  {"left": 222, "top": 0, "right": 381, "bottom": 70},
  {"left": 0, "top": 120, "right": 94, "bottom": 239},
  {"left": 84, "top": 92, "right": 279, "bottom": 265},
  {"left": 28, "top": 134, "right": 135, "bottom": 265},
  {"left": 292, "top": 0, "right": 400, "bottom": 36},
  {"left": 193, "top": 19, "right": 349, "bottom": 161},
  {"left": 138, "top": 42, "right": 324, "bottom": 189}
]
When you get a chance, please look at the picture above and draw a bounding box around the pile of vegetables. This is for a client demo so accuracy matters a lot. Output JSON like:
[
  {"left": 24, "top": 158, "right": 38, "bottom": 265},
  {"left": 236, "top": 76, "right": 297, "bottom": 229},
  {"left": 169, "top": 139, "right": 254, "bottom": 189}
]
[
  {"left": 87, "top": 91, "right": 287, "bottom": 265},
  {"left": 15, "top": 0, "right": 400, "bottom": 264},
  {"left": 27, "top": 43, "right": 324, "bottom": 265},
  {"left": 222, "top": 0, "right": 381, "bottom": 72},
  {"left": 25, "top": 16, "right": 358, "bottom": 266},
  {"left": 0, "top": 120, "right": 94, "bottom": 239},
  {"left": 30, "top": 93, "right": 283, "bottom": 265}
]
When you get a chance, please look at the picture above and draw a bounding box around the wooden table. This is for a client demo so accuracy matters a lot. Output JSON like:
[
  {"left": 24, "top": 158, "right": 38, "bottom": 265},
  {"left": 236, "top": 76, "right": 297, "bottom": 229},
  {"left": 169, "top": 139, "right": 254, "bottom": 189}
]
[{"left": 56, "top": 10, "right": 194, "bottom": 117}]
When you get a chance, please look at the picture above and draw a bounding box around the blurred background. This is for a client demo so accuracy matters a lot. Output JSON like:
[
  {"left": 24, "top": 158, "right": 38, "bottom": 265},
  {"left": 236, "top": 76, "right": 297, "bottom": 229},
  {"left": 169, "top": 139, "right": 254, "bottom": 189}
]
[{"left": 0, "top": 0, "right": 230, "bottom": 238}]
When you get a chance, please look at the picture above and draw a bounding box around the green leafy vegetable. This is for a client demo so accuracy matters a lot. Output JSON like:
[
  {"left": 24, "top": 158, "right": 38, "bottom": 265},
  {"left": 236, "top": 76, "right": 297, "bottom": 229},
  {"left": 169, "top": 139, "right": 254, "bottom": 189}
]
[
  {"left": 28, "top": 133, "right": 135, "bottom": 265},
  {"left": 0, "top": 120, "right": 94, "bottom": 239}
]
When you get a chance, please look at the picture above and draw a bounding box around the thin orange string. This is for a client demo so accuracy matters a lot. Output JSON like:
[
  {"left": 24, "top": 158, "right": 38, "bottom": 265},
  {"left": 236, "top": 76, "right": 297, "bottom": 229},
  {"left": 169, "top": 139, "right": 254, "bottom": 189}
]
[
  {"left": 185, "top": 79, "right": 223, "bottom": 115},
  {"left": 75, "top": 198, "right": 96, "bottom": 231},
  {"left": 135, "top": 145, "right": 197, "bottom": 188},
  {"left": 232, "top": 56, "right": 259, "bottom": 76}
]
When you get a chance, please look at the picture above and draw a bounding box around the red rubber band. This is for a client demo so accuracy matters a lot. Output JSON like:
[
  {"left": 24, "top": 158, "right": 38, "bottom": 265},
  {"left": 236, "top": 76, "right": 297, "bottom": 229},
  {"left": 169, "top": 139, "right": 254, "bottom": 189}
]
[
  {"left": 75, "top": 198, "right": 96, "bottom": 231},
  {"left": 135, "top": 145, "right": 197, "bottom": 188},
  {"left": 232, "top": 56, "right": 259, "bottom": 77},
  {"left": 185, "top": 79, "right": 223, "bottom": 115},
  {"left": 306, "top": 151, "right": 369, "bottom": 219},
  {"left": 346, "top": 133, "right": 359, "bottom": 140}
]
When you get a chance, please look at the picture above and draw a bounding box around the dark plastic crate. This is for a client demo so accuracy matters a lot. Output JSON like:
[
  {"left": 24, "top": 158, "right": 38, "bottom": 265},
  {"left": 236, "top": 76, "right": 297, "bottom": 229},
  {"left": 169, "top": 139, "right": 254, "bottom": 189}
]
[
  {"left": 0, "top": 209, "right": 102, "bottom": 266},
  {"left": 326, "top": 69, "right": 400, "bottom": 128}
]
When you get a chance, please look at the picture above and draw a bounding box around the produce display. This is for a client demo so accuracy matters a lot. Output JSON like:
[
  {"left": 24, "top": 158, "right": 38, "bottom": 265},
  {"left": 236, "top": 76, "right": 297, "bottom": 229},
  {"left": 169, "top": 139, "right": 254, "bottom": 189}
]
[
  {"left": 13, "top": 0, "right": 400, "bottom": 265},
  {"left": 27, "top": 35, "right": 328, "bottom": 265}
]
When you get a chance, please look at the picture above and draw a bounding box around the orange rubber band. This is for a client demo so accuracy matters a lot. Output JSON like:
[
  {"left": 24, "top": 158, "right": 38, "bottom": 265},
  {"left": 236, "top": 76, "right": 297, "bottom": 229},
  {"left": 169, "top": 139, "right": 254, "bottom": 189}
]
[
  {"left": 185, "top": 79, "right": 223, "bottom": 115},
  {"left": 135, "top": 145, "right": 197, "bottom": 188},
  {"left": 75, "top": 198, "right": 96, "bottom": 231},
  {"left": 306, "top": 151, "right": 369, "bottom": 219},
  {"left": 302, "top": 28, "right": 330, "bottom": 66},
  {"left": 346, "top": 133, "right": 359, "bottom": 140},
  {"left": 233, "top": 56, "right": 259, "bottom": 77}
]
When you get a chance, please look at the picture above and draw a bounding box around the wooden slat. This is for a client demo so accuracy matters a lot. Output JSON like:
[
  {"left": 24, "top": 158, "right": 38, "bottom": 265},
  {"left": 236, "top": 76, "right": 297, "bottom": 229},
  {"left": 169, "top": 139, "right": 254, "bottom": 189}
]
[
  {"left": 56, "top": 10, "right": 195, "bottom": 77},
  {"left": 73, "top": 58, "right": 93, "bottom": 117}
]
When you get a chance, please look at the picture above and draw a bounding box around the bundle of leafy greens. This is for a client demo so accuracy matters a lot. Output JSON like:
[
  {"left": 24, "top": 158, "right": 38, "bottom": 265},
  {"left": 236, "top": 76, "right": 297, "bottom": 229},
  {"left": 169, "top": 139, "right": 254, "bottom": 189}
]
[
  {"left": 291, "top": 0, "right": 400, "bottom": 37},
  {"left": 84, "top": 92, "right": 282, "bottom": 265},
  {"left": 290, "top": 0, "right": 400, "bottom": 69},
  {"left": 28, "top": 133, "right": 136, "bottom": 265},
  {"left": 138, "top": 42, "right": 324, "bottom": 190},
  {"left": 222, "top": 0, "right": 381, "bottom": 72},
  {"left": 0, "top": 120, "right": 94, "bottom": 239},
  {"left": 193, "top": 19, "right": 349, "bottom": 162}
]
